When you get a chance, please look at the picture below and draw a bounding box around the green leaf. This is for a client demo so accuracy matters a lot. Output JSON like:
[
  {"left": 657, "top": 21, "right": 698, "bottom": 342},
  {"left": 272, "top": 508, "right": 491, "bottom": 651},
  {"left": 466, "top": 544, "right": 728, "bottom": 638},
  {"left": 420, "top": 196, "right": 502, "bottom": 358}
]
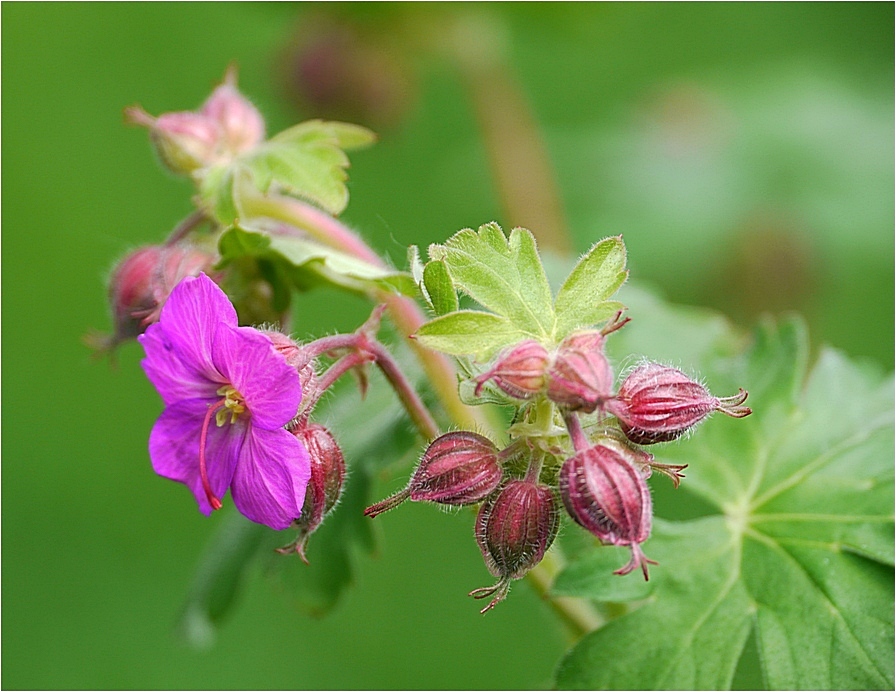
[
  {"left": 553, "top": 235, "right": 628, "bottom": 337},
  {"left": 218, "top": 224, "right": 415, "bottom": 297},
  {"left": 430, "top": 223, "right": 555, "bottom": 338},
  {"left": 555, "top": 313, "right": 894, "bottom": 690},
  {"left": 414, "top": 310, "right": 531, "bottom": 360},
  {"left": 198, "top": 120, "right": 375, "bottom": 221},
  {"left": 422, "top": 260, "right": 459, "bottom": 316}
]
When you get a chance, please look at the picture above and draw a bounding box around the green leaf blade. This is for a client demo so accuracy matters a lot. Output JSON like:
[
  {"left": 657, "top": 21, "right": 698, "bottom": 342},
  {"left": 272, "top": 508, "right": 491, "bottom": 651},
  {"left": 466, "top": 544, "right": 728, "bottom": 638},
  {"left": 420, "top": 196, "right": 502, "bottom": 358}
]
[
  {"left": 422, "top": 260, "right": 459, "bottom": 316},
  {"left": 435, "top": 223, "right": 554, "bottom": 338},
  {"left": 553, "top": 235, "right": 628, "bottom": 338},
  {"left": 414, "top": 310, "right": 531, "bottom": 359}
]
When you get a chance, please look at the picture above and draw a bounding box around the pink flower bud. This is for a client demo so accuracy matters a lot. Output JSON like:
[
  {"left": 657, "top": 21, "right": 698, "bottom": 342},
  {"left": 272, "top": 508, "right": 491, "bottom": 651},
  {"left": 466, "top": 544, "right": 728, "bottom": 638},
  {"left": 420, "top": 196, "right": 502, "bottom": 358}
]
[
  {"left": 474, "top": 340, "right": 550, "bottom": 400},
  {"left": 546, "top": 331, "right": 615, "bottom": 412},
  {"left": 559, "top": 444, "right": 656, "bottom": 580},
  {"left": 470, "top": 477, "right": 560, "bottom": 613},
  {"left": 200, "top": 79, "right": 265, "bottom": 155},
  {"left": 364, "top": 431, "right": 502, "bottom": 517},
  {"left": 107, "top": 244, "right": 217, "bottom": 343},
  {"left": 607, "top": 362, "right": 752, "bottom": 445},
  {"left": 125, "top": 106, "right": 222, "bottom": 174},
  {"left": 278, "top": 424, "right": 346, "bottom": 562}
]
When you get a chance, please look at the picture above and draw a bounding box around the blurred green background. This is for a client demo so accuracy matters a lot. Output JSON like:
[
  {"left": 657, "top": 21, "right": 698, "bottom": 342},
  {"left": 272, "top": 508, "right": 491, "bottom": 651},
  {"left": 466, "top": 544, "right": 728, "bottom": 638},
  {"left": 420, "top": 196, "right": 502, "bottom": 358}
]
[{"left": 3, "top": 3, "right": 892, "bottom": 689}]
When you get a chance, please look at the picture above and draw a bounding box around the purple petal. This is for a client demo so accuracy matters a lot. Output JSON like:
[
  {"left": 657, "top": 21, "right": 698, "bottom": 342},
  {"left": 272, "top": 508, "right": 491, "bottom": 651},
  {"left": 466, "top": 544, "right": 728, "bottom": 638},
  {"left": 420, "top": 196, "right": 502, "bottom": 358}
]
[
  {"left": 152, "top": 273, "right": 237, "bottom": 380},
  {"left": 212, "top": 323, "right": 302, "bottom": 430},
  {"left": 148, "top": 399, "right": 244, "bottom": 515},
  {"left": 230, "top": 427, "right": 310, "bottom": 530},
  {"left": 140, "top": 323, "right": 222, "bottom": 405}
]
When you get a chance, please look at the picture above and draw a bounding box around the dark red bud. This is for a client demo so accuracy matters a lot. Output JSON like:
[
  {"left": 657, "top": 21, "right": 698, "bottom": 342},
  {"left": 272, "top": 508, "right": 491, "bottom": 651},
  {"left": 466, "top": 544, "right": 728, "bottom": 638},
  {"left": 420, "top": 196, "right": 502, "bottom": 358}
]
[
  {"left": 607, "top": 362, "right": 752, "bottom": 445},
  {"left": 364, "top": 431, "right": 502, "bottom": 518},
  {"left": 470, "top": 478, "right": 560, "bottom": 613},
  {"left": 277, "top": 424, "right": 345, "bottom": 562},
  {"left": 474, "top": 340, "right": 550, "bottom": 400},
  {"left": 559, "top": 444, "right": 656, "bottom": 580},
  {"left": 546, "top": 331, "right": 615, "bottom": 412}
]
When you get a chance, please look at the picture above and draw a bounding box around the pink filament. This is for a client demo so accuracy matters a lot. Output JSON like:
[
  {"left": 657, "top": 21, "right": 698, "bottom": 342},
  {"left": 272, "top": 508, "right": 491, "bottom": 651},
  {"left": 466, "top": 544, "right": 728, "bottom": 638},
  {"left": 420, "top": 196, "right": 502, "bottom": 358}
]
[{"left": 199, "top": 399, "right": 227, "bottom": 511}]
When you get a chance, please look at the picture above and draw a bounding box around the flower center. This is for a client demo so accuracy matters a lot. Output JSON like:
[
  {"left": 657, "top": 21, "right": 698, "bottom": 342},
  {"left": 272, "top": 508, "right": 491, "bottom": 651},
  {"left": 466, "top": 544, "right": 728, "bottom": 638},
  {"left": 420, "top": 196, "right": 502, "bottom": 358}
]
[
  {"left": 198, "top": 385, "right": 248, "bottom": 512},
  {"left": 215, "top": 384, "right": 246, "bottom": 426}
]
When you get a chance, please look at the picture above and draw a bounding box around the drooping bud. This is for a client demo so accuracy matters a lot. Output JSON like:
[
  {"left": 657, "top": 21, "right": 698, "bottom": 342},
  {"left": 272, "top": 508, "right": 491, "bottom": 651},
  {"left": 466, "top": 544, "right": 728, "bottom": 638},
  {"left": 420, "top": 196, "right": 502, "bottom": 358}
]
[
  {"left": 277, "top": 423, "right": 345, "bottom": 562},
  {"left": 559, "top": 444, "right": 656, "bottom": 579},
  {"left": 546, "top": 331, "right": 615, "bottom": 412},
  {"left": 124, "top": 106, "right": 222, "bottom": 174},
  {"left": 470, "top": 477, "right": 560, "bottom": 613},
  {"left": 364, "top": 431, "right": 502, "bottom": 517},
  {"left": 95, "top": 244, "right": 216, "bottom": 349},
  {"left": 474, "top": 340, "right": 550, "bottom": 400},
  {"left": 200, "top": 69, "right": 265, "bottom": 155},
  {"left": 607, "top": 362, "right": 752, "bottom": 445}
]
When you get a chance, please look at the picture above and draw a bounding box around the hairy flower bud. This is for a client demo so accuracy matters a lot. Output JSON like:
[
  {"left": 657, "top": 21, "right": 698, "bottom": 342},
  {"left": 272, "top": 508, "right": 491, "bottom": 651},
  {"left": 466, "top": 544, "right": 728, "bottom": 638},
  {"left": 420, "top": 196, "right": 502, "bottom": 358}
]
[
  {"left": 474, "top": 340, "right": 550, "bottom": 400},
  {"left": 364, "top": 431, "right": 502, "bottom": 517},
  {"left": 607, "top": 362, "right": 752, "bottom": 445},
  {"left": 546, "top": 331, "right": 615, "bottom": 412},
  {"left": 101, "top": 244, "right": 216, "bottom": 346},
  {"left": 125, "top": 106, "right": 222, "bottom": 174},
  {"left": 278, "top": 423, "right": 345, "bottom": 562},
  {"left": 200, "top": 79, "right": 265, "bottom": 155},
  {"left": 559, "top": 444, "right": 656, "bottom": 579},
  {"left": 470, "top": 477, "right": 560, "bottom": 613}
]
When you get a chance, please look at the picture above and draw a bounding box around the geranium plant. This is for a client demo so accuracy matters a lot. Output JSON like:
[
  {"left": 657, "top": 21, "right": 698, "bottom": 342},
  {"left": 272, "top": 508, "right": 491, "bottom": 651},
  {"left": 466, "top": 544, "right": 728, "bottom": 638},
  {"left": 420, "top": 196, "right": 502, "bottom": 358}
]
[{"left": 92, "top": 69, "right": 893, "bottom": 690}]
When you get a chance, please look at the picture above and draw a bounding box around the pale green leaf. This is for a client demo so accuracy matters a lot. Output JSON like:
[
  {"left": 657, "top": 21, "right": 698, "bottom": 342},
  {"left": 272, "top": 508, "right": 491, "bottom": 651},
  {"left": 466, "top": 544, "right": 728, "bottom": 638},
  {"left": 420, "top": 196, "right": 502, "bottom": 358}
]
[
  {"left": 432, "top": 223, "right": 555, "bottom": 338},
  {"left": 553, "top": 236, "right": 628, "bottom": 337},
  {"left": 199, "top": 120, "right": 375, "bottom": 219},
  {"left": 218, "top": 225, "right": 415, "bottom": 297},
  {"left": 414, "top": 310, "right": 532, "bottom": 360},
  {"left": 423, "top": 260, "right": 458, "bottom": 316}
]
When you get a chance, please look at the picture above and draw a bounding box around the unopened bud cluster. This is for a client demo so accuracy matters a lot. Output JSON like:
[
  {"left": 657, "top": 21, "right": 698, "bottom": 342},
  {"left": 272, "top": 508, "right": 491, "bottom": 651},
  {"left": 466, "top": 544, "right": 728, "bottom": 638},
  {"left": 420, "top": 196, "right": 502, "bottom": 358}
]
[{"left": 367, "top": 313, "right": 751, "bottom": 613}]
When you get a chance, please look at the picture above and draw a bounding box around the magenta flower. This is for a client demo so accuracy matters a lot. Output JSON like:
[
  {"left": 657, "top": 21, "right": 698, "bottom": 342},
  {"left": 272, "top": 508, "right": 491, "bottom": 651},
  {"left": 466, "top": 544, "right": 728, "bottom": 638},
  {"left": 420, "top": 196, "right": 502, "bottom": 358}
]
[{"left": 138, "top": 273, "right": 309, "bottom": 530}]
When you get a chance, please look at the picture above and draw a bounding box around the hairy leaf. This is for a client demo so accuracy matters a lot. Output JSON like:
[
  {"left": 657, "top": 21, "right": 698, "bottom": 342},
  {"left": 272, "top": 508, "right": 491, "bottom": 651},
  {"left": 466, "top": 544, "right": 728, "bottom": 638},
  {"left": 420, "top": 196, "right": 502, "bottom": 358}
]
[
  {"left": 414, "top": 310, "right": 533, "bottom": 360},
  {"left": 430, "top": 223, "right": 555, "bottom": 338},
  {"left": 554, "top": 311, "right": 894, "bottom": 690},
  {"left": 553, "top": 236, "right": 628, "bottom": 337}
]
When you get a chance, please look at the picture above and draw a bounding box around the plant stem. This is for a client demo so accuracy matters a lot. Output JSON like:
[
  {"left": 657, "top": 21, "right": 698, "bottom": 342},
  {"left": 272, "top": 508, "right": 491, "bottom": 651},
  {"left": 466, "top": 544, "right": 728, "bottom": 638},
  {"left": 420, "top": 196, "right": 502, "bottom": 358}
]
[{"left": 304, "top": 331, "right": 440, "bottom": 442}]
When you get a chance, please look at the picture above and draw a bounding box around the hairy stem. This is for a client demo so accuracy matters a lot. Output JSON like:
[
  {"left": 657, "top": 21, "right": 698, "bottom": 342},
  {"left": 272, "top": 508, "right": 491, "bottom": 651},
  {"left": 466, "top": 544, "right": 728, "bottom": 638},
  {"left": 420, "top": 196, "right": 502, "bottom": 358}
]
[{"left": 304, "top": 331, "right": 440, "bottom": 442}]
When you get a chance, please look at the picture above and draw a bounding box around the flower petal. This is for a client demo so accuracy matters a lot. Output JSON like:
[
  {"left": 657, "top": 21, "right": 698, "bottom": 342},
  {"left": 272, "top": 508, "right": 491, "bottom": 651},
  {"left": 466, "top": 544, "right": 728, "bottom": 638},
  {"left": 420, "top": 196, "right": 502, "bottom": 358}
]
[
  {"left": 230, "top": 427, "right": 310, "bottom": 530},
  {"left": 140, "top": 322, "right": 221, "bottom": 405},
  {"left": 152, "top": 273, "right": 237, "bottom": 379},
  {"left": 148, "top": 399, "right": 244, "bottom": 515},
  {"left": 212, "top": 323, "right": 302, "bottom": 430}
]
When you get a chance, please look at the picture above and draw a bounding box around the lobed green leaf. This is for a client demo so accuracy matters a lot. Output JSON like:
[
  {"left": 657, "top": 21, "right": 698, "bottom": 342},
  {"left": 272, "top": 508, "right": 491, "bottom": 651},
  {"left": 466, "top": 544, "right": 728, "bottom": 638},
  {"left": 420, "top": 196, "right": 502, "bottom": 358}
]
[{"left": 431, "top": 223, "right": 555, "bottom": 338}]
